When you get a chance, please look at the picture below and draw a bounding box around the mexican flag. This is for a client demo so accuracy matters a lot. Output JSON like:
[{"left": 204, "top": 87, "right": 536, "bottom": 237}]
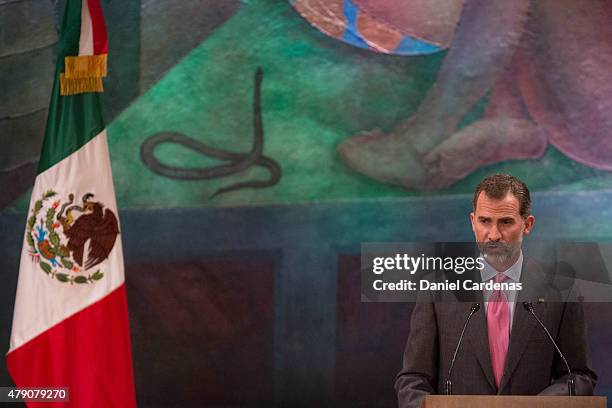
[{"left": 6, "top": 0, "right": 136, "bottom": 406}]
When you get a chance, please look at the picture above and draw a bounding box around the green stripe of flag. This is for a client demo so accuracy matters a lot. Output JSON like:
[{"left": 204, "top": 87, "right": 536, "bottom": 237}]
[{"left": 37, "top": 0, "right": 105, "bottom": 174}]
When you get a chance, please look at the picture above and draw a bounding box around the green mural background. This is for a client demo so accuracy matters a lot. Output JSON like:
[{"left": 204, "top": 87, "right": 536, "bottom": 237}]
[{"left": 5, "top": 0, "right": 612, "bottom": 212}]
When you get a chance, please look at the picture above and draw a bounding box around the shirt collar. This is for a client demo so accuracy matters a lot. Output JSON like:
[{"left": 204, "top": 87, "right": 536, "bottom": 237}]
[{"left": 480, "top": 250, "right": 523, "bottom": 282}]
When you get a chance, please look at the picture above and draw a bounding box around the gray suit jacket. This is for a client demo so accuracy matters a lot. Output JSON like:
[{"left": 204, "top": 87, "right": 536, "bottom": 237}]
[{"left": 395, "top": 257, "right": 597, "bottom": 408}]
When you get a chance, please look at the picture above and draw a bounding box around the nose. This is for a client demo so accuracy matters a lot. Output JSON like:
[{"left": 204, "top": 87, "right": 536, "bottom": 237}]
[{"left": 488, "top": 224, "right": 502, "bottom": 241}]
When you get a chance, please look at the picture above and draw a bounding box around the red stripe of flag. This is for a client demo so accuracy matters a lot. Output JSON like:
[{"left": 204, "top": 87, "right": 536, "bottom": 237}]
[
  {"left": 6, "top": 285, "right": 136, "bottom": 407},
  {"left": 87, "top": 0, "right": 108, "bottom": 54}
]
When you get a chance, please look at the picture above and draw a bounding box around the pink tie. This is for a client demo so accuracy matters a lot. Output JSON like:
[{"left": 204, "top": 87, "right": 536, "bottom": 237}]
[{"left": 487, "top": 273, "right": 509, "bottom": 388}]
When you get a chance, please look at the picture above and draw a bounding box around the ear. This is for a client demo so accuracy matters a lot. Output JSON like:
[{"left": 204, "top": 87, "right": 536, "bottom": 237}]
[
  {"left": 523, "top": 215, "right": 535, "bottom": 235},
  {"left": 470, "top": 212, "right": 476, "bottom": 233}
]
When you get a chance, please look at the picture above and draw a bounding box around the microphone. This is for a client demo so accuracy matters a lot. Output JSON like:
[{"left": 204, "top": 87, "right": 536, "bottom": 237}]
[
  {"left": 445, "top": 303, "right": 480, "bottom": 395},
  {"left": 522, "top": 302, "right": 576, "bottom": 396}
]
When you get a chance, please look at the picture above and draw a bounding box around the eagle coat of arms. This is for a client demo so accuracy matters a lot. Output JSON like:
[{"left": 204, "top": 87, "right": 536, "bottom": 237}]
[{"left": 26, "top": 190, "right": 119, "bottom": 284}]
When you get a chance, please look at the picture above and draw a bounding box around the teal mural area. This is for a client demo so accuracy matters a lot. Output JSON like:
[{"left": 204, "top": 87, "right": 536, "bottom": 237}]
[
  {"left": 98, "top": 0, "right": 612, "bottom": 208},
  {"left": 101, "top": 0, "right": 441, "bottom": 208},
  {"left": 7, "top": 0, "right": 612, "bottom": 211}
]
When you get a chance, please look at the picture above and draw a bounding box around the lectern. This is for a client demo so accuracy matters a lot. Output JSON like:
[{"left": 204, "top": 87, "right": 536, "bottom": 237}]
[{"left": 422, "top": 395, "right": 607, "bottom": 408}]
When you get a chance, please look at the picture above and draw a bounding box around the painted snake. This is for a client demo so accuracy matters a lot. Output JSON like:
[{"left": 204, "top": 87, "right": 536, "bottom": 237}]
[{"left": 139, "top": 68, "right": 281, "bottom": 197}]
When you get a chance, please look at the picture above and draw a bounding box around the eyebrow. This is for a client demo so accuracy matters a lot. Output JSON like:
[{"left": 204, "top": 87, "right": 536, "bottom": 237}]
[{"left": 478, "top": 216, "right": 515, "bottom": 221}]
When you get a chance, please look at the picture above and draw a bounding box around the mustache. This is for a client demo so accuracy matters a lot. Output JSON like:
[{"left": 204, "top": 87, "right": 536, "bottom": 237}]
[{"left": 478, "top": 242, "right": 516, "bottom": 252}]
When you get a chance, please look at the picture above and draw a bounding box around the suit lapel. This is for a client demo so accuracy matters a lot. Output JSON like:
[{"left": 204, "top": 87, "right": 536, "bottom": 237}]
[
  {"left": 498, "top": 258, "right": 548, "bottom": 392},
  {"left": 456, "top": 268, "right": 497, "bottom": 390},
  {"left": 497, "top": 297, "right": 539, "bottom": 392},
  {"left": 466, "top": 301, "right": 497, "bottom": 390}
]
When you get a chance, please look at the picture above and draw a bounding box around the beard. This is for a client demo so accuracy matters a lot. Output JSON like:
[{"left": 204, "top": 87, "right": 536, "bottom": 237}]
[{"left": 477, "top": 241, "right": 519, "bottom": 266}]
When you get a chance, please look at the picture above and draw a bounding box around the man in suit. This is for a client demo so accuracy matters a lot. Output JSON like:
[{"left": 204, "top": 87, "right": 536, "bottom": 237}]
[{"left": 395, "top": 174, "right": 597, "bottom": 408}]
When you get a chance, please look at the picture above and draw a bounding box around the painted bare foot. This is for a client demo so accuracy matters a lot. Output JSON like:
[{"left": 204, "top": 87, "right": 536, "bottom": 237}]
[
  {"left": 337, "top": 128, "right": 430, "bottom": 189},
  {"left": 423, "top": 118, "right": 548, "bottom": 189}
]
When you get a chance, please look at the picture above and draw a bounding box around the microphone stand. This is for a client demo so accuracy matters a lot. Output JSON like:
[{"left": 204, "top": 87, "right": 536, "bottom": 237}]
[
  {"left": 523, "top": 302, "right": 576, "bottom": 396},
  {"left": 445, "top": 303, "right": 480, "bottom": 395}
]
